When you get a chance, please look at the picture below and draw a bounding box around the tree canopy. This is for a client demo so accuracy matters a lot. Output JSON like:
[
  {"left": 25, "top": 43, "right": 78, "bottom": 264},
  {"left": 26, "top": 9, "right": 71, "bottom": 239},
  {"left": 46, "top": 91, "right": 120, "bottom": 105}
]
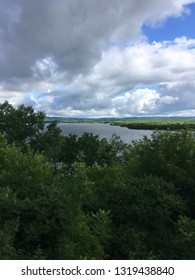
[{"left": 0, "top": 101, "right": 195, "bottom": 259}]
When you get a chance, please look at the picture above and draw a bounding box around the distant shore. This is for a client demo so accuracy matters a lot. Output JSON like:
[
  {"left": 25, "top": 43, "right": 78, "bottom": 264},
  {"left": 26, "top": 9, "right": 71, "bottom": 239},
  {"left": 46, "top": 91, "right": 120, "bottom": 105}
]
[
  {"left": 110, "top": 119, "right": 195, "bottom": 130},
  {"left": 45, "top": 117, "right": 195, "bottom": 130}
]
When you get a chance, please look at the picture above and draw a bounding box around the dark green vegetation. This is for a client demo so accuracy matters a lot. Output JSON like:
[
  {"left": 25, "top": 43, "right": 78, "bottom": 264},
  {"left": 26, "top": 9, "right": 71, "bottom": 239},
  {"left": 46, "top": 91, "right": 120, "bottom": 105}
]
[
  {"left": 1, "top": 101, "right": 195, "bottom": 260},
  {"left": 111, "top": 119, "right": 195, "bottom": 130}
]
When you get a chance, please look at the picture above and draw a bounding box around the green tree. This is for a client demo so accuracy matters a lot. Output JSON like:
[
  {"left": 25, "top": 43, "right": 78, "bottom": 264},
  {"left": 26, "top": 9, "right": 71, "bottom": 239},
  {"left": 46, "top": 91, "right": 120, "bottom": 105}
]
[
  {"left": 87, "top": 164, "right": 185, "bottom": 259},
  {"left": 77, "top": 133, "right": 127, "bottom": 166},
  {"left": 0, "top": 135, "right": 108, "bottom": 259},
  {"left": 31, "top": 121, "right": 63, "bottom": 165},
  {"left": 125, "top": 129, "right": 195, "bottom": 218},
  {"left": 0, "top": 101, "right": 45, "bottom": 147},
  {"left": 174, "top": 215, "right": 195, "bottom": 259},
  {"left": 59, "top": 134, "right": 80, "bottom": 166}
]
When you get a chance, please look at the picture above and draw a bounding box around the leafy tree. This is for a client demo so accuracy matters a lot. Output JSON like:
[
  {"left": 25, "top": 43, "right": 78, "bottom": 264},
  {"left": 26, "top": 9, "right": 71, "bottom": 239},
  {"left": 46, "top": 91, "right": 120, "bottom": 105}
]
[
  {"left": 76, "top": 133, "right": 127, "bottom": 166},
  {"left": 59, "top": 134, "right": 80, "bottom": 166},
  {"left": 77, "top": 132, "right": 102, "bottom": 165},
  {"left": 0, "top": 220, "right": 19, "bottom": 259},
  {"left": 174, "top": 215, "right": 195, "bottom": 259},
  {"left": 125, "top": 129, "right": 195, "bottom": 217},
  {"left": 31, "top": 121, "right": 63, "bottom": 165},
  {"left": 87, "top": 164, "right": 185, "bottom": 259},
  {"left": 1, "top": 102, "right": 195, "bottom": 260},
  {"left": 0, "top": 135, "right": 108, "bottom": 259},
  {"left": 0, "top": 101, "right": 45, "bottom": 147}
]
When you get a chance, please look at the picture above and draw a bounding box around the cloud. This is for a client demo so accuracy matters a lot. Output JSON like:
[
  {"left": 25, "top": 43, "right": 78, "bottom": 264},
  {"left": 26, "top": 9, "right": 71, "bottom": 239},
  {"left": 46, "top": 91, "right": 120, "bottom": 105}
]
[
  {"left": 1, "top": 0, "right": 195, "bottom": 116},
  {"left": 112, "top": 89, "right": 160, "bottom": 116},
  {"left": 32, "top": 37, "right": 195, "bottom": 117},
  {"left": 1, "top": 36, "right": 195, "bottom": 117},
  {"left": 1, "top": 0, "right": 194, "bottom": 79},
  {"left": 157, "top": 81, "right": 195, "bottom": 114}
]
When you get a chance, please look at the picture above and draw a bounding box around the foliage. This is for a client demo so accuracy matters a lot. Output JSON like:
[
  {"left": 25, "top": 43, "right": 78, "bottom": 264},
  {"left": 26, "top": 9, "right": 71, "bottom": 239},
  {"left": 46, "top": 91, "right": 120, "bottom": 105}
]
[
  {"left": 0, "top": 101, "right": 195, "bottom": 260},
  {"left": 0, "top": 135, "right": 109, "bottom": 259},
  {"left": 87, "top": 165, "right": 185, "bottom": 259},
  {"left": 0, "top": 101, "right": 45, "bottom": 147},
  {"left": 174, "top": 215, "right": 195, "bottom": 259},
  {"left": 125, "top": 130, "right": 195, "bottom": 217},
  {"left": 112, "top": 119, "right": 195, "bottom": 130}
]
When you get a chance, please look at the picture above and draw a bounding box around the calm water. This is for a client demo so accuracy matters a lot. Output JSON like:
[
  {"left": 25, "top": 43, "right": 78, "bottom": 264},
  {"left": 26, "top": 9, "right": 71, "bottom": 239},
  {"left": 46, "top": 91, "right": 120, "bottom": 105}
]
[{"left": 57, "top": 123, "right": 153, "bottom": 144}]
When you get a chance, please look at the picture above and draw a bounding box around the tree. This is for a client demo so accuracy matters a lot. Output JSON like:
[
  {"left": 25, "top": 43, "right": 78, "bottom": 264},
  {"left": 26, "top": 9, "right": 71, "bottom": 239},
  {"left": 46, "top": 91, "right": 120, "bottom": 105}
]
[
  {"left": 87, "top": 163, "right": 185, "bottom": 259},
  {"left": 125, "top": 129, "right": 195, "bottom": 218},
  {"left": 0, "top": 135, "right": 108, "bottom": 259},
  {"left": 1, "top": 101, "right": 195, "bottom": 260},
  {"left": 174, "top": 215, "right": 195, "bottom": 259},
  {"left": 0, "top": 101, "right": 45, "bottom": 147},
  {"left": 31, "top": 121, "right": 63, "bottom": 165},
  {"left": 58, "top": 134, "right": 80, "bottom": 166}
]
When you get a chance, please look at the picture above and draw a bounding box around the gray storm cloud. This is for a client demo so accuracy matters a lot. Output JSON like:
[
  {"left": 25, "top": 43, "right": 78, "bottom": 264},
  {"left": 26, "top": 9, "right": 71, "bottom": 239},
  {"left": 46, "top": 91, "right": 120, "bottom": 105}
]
[
  {"left": 0, "top": 0, "right": 192, "bottom": 79},
  {"left": 0, "top": 0, "right": 195, "bottom": 116}
]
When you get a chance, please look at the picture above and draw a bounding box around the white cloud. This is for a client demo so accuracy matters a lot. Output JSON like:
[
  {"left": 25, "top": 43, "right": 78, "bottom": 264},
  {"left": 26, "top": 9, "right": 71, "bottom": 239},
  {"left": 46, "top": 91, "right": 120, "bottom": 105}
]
[
  {"left": 112, "top": 89, "right": 159, "bottom": 116},
  {"left": 1, "top": 36, "right": 195, "bottom": 117},
  {"left": 160, "top": 95, "right": 179, "bottom": 104},
  {"left": 1, "top": 0, "right": 195, "bottom": 116}
]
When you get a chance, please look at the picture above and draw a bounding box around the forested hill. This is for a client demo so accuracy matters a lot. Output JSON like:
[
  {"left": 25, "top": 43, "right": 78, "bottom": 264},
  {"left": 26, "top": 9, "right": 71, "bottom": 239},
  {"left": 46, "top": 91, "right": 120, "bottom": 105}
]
[
  {"left": 1, "top": 101, "right": 195, "bottom": 260},
  {"left": 45, "top": 116, "right": 195, "bottom": 123},
  {"left": 45, "top": 116, "right": 121, "bottom": 123},
  {"left": 45, "top": 116, "right": 195, "bottom": 130}
]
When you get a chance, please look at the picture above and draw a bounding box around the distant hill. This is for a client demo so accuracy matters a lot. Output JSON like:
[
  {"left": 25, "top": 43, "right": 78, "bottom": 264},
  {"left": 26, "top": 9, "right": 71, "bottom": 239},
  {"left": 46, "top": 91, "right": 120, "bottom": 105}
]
[{"left": 45, "top": 116, "right": 195, "bottom": 123}]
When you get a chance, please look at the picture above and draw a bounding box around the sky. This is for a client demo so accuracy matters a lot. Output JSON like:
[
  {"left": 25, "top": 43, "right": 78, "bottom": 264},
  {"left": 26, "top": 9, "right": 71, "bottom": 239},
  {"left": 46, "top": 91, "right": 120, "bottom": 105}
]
[{"left": 0, "top": 0, "right": 195, "bottom": 117}]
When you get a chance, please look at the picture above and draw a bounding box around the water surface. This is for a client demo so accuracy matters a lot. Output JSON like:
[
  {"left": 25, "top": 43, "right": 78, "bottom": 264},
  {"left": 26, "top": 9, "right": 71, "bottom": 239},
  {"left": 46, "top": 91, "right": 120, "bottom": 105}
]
[{"left": 57, "top": 123, "right": 153, "bottom": 144}]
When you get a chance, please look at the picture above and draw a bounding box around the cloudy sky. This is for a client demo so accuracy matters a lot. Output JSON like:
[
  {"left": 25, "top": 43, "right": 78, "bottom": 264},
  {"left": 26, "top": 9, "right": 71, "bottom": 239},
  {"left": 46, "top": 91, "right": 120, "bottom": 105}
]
[{"left": 0, "top": 0, "right": 195, "bottom": 117}]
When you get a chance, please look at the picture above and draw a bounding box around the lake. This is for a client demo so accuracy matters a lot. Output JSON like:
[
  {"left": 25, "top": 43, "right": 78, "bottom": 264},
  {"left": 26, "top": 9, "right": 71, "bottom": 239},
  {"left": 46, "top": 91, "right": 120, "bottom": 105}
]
[{"left": 57, "top": 123, "right": 153, "bottom": 144}]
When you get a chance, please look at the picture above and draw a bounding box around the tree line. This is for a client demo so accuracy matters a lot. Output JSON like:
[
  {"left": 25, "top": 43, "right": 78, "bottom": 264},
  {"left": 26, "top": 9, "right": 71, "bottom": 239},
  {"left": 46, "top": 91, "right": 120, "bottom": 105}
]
[
  {"left": 0, "top": 101, "right": 195, "bottom": 259},
  {"left": 111, "top": 119, "right": 195, "bottom": 130}
]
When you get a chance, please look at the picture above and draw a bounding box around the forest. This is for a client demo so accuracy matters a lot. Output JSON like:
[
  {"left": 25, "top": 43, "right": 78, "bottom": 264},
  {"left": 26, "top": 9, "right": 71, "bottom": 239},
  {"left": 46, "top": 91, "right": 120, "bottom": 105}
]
[
  {"left": 0, "top": 101, "right": 195, "bottom": 260},
  {"left": 111, "top": 119, "right": 195, "bottom": 130}
]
